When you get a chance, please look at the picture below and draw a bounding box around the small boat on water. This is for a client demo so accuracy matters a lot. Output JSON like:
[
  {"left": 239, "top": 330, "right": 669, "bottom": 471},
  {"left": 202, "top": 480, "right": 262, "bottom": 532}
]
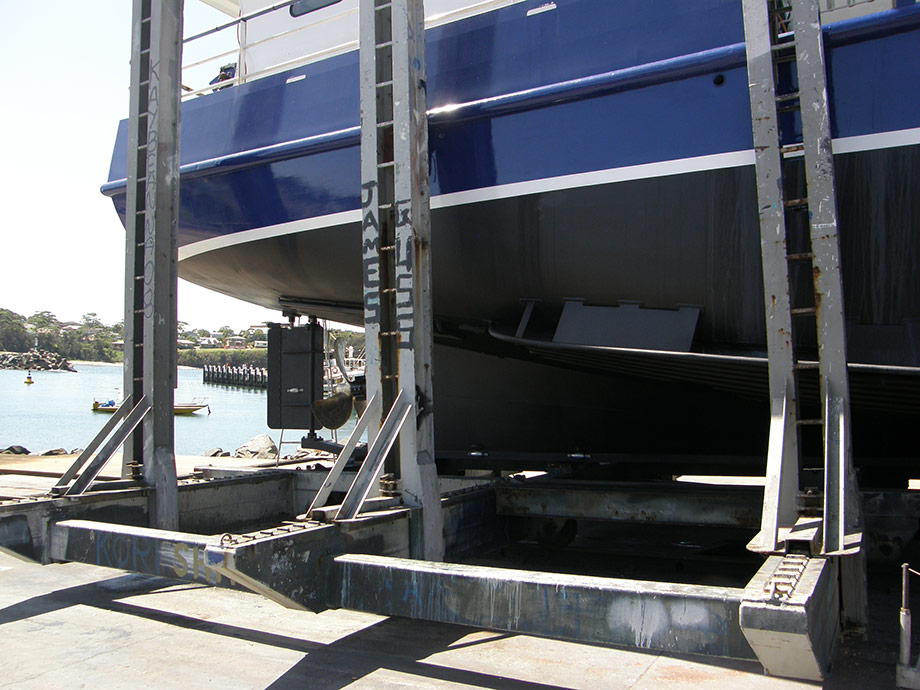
[{"left": 92, "top": 399, "right": 210, "bottom": 415}]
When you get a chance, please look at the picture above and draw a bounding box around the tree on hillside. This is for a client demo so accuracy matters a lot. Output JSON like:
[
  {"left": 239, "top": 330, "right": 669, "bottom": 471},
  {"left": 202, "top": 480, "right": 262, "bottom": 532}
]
[
  {"left": 27, "top": 311, "right": 60, "bottom": 331},
  {"left": 242, "top": 328, "right": 266, "bottom": 344},
  {"left": 81, "top": 313, "right": 104, "bottom": 331},
  {"left": 0, "top": 309, "right": 30, "bottom": 352},
  {"left": 27, "top": 311, "right": 62, "bottom": 351},
  {"left": 177, "top": 321, "right": 200, "bottom": 341},
  {"left": 329, "top": 329, "right": 365, "bottom": 354}
]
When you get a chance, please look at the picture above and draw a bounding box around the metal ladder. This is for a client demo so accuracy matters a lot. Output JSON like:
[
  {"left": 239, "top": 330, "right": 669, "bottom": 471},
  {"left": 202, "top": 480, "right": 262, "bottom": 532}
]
[
  {"left": 357, "top": 0, "right": 444, "bottom": 559},
  {"left": 120, "top": 0, "right": 184, "bottom": 529},
  {"left": 741, "top": 0, "right": 862, "bottom": 557}
]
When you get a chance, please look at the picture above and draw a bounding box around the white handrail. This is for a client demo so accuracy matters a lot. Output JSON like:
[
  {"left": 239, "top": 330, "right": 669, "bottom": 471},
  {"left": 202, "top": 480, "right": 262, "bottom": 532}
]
[{"left": 179, "top": 0, "right": 530, "bottom": 99}]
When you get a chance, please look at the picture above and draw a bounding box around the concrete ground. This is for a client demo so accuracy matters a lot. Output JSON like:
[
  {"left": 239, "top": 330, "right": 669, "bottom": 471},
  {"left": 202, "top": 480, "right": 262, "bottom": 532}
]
[
  {"left": 1, "top": 549, "right": 906, "bottom": 689},
  {"left": 0, "top": 455, "right": 908, "bottom": 688}
]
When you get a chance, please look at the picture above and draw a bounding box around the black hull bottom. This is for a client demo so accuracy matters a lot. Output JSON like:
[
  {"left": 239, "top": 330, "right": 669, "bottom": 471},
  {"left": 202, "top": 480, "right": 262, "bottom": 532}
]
[
  {"left": 179, "top": 145, "right": 920, "bottom": 479},
  {"left": 431, "top": 344, "right": 916, "bottom": 486}
]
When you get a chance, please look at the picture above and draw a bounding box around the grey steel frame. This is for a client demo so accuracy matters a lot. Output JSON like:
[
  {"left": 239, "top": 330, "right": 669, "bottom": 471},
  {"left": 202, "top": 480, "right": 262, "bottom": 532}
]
[
  {"left": 122, "top": 0, "right": 184, "bottom": 529},
  {"left": 742, "top": 0, "right": 801, "bottom": 555},
  {"left": 358, "top": 0, "right": 443, "bottom": 559},
  {"left": 741, "top": 0, "right": 861, "bottom": 557}
]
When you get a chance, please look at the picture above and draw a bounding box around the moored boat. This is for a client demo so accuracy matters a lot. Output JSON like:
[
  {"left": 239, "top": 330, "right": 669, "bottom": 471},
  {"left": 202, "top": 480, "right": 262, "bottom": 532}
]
[{"left": 92, "top": 400, "right": 210, "bottom": 415}]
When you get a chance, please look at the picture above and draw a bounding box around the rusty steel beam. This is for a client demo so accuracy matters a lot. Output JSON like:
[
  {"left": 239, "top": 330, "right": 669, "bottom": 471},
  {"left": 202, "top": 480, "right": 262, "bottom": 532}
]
[
  {"left": 335, "top": 554, "right": 754, "bottom": 659},
  {"left": 496, "top": 480, "right": 763, "bottom": 528}
]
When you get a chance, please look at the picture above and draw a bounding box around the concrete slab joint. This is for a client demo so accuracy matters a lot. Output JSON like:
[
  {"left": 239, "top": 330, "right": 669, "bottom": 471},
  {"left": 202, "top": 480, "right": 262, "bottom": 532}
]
[{"left": 740, "top": 554, "right": 840, "bottom": 681}]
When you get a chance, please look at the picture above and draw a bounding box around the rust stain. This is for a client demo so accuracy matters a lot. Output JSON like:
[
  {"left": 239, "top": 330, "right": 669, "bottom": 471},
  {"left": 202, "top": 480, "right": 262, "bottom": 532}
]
[{"left": 653, "top": 665, "right": 728, "bottom": 684}]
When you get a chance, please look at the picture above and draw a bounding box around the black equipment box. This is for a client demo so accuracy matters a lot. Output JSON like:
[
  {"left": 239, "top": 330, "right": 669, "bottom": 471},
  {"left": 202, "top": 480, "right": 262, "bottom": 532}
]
[{"left": 267, "top": 322, "right": 324, "bottom": 429}]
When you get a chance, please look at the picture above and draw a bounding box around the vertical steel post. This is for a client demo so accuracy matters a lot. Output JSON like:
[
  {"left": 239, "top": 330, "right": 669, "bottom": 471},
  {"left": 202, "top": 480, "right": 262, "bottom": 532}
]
[
  {"left": 742, "top": 0, "right": 800, "bottom": 553},
  {"left": 123, "top": 2, "right": 146, "bottom": 479},
  {"left": 391, "top": 0, "right": 443, "bottom": 560},
  {"left": 788, "top": 0, "right": 860, "bottom": 558},
  {"left": 902, "top": 564, "right": 912, "bottom": 668},
  {"left": 360, "top": 0, "right": 443, "bottom": 560},
  {"left": 124, "top": 0, "right": 183, "bottom": 529},
  {"left": 359, "top": 0, "right": 384, "bottom": 465}
]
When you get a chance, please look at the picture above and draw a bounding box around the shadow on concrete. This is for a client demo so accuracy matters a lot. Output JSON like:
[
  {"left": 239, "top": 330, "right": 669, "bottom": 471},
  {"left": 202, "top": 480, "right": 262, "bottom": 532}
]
[
  {"left": 1, "top": 562, "right": 905, "bottom": 688},
  {"left": 263, "top": 617, "right": 569, "bottom": 690},
  {"left": 0, "top": 572, "right": 568, "bottom": 689}
]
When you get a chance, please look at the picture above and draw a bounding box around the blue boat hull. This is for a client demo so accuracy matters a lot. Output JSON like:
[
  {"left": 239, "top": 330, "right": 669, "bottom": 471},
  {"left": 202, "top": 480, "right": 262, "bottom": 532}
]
[{"left": 102, "top": 1, "right": 920, "bottom": 469}]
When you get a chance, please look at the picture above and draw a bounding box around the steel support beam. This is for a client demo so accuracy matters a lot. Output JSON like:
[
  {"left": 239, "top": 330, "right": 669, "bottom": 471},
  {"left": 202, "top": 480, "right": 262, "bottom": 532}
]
[
  {"left": 335, "top": 554, "right": 754, "bottom": 659},
  {"left": 741, "top": 0, "right": 800, "bottom": 554},
  {"left": 359, "top": 0, "right": 443, "bottom": 559},
  {"left": 787, "top": 0, "right": 862, "bottom": 560},
  {"left": 123, "top": 0, "right": 184, "bottom": 529},
  {"left": 496, "top": 480, "right": 763, "bottom": 528},
  {"left": 51, "top": 520, "right": 231, "bottom": 587},
  {"left": 0, "top": 472, "right": 293, "bottom": 563}
]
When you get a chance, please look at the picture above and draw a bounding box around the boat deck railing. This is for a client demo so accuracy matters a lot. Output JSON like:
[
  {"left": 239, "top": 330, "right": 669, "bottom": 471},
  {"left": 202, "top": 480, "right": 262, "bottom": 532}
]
[
  {"left": 179, "top": 0, "right": 575, "bottom": 99},
  {"left": 181, "top": 0, "right": 360, "bottom": 99}
]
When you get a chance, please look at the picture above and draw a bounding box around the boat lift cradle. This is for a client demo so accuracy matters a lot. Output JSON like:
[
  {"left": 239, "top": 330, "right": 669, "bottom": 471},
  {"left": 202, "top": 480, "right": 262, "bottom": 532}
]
[{"left": 0, "top": 0, "right": 906, "bottom": 682}]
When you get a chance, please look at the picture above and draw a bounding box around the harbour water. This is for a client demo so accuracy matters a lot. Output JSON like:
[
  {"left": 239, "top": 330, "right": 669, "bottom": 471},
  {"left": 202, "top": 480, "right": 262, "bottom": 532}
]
[{"left": 0, "top": 362, "right": 354, "bottom": 456}]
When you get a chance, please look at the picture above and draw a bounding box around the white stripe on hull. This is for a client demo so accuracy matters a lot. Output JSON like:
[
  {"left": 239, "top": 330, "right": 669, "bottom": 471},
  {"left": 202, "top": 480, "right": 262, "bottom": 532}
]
[{"left": 179, "top": 126, "right": 920, "bottom": 261}]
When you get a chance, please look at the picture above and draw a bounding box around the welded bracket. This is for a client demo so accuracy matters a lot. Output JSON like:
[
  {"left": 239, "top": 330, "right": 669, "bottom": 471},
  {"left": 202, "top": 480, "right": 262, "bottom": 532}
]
[
  {"left": 57, "top": 397, "right": 151, "bottom": 496},
  {"left": 303, "top": 393, "right": 381, "bottom": 517},
  {"left": 337, "top": 390, "right": 412, "bottom": 520}
]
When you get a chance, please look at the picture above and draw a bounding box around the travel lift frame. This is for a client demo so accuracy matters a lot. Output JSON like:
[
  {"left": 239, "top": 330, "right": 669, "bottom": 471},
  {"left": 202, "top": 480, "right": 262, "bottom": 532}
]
[{"left": 0, "top": 0, "right": 908, "bottom": 681}]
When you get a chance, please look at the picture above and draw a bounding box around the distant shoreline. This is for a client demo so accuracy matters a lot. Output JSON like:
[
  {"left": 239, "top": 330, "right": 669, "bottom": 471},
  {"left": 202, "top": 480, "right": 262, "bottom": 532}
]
[{"left": 70, "top": 360, "right": 199, "bottom": 371}]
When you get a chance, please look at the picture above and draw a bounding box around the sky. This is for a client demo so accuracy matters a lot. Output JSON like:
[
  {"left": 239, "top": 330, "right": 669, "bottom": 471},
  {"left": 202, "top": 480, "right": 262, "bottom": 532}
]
[{"left": 0, "top": 2, "right": 297, "bottom": 332}]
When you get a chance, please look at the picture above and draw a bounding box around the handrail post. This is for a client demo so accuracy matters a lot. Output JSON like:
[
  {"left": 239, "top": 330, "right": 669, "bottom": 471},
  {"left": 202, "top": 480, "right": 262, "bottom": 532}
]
[
  {"left": 903, "top": 563, "right": 912, "bottom": 668},
  {"left": 238, "top": 17, "right": 248, "bottom": 85}
]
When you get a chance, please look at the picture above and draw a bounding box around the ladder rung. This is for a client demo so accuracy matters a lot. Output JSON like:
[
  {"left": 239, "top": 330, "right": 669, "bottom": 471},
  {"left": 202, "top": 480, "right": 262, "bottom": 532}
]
[
  {"left": 786, "top": 252, "right": 814, "bottom": 262},
  {"left": 775, "top": 91, "right": 799, "bottom": 104},
  {"left": 380, "top": 288, "right": 397, "bottom": 294},
  {"left": 376, "top": 81, "right": 393, "bottom": 89},
  {"left": 791, "top": 307, "right": 817, "bottom": 316},
  {"left": 377, "top": 120, "right": 394, "bottom": 128},
  {"left": 378, "top": 161, "right": 395, "bottom": 168},
  {"left": 381, "top": 374, "right": 398, "bottom": 380},
  {"left": 796, "top": 418, "right": 823, "bottom": 426},
  {"left": 380, "top": 331, "right": 399, "bottom": 337},
  {"left": 784, "top": 198, "right": 809, "bottom": 210},
  {"left": 376, "top": 41, "right": 393, "bottom": 49},
  {"left": 794, "top": 361, "right": 820, "bottom": 371},
  {"left": 781, "top": 143, "right": 805, "bottom": 155},
  {"left": 380, "top": 244, "right": 395, "bottom": 251},
  {"left": 771, "top": 41, "right": 795, "bottom": 54}
]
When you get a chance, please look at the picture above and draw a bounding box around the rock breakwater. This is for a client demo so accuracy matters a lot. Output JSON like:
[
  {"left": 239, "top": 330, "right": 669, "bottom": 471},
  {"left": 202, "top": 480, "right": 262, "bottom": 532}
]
[{"left": 1, "top": 350, "right": 75, "bottom": 372}]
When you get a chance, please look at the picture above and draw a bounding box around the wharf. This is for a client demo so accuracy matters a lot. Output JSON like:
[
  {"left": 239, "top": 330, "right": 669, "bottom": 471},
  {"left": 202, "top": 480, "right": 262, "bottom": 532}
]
[
  {"left": 0, "top": 531, "right": 906, "bottom": 689},
  {"left": 203, "top": 364, "right": 268, "bottom": 388},
  {"left": 0, "top": 456, "right": 909, "bottom": 688},
  {"left": 0, "top": 547, "right": 897, "bottom": 690},
  {"left": 0, "top": 453, "right": 277, "bottom": 499}
]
